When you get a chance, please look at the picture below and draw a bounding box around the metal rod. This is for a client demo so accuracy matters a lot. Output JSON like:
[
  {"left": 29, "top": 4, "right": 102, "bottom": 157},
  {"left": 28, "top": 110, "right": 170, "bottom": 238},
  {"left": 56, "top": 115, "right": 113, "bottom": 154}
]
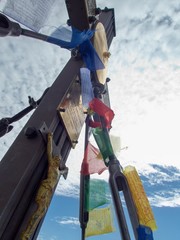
[
  {"left": 0, "top": 13, "right": 49, "bottom": 42},
  {"left": 98, "top": 118, "right": 131, "bottom": 240},
  {"left": 21, "top": 28, "right": 48, "bottom": 41},
  {"left": 108, "top": 157, "right": 131, "bottom": 240},
  {"left": 79, "top": 115, "right": 91, "bottom": 240}
]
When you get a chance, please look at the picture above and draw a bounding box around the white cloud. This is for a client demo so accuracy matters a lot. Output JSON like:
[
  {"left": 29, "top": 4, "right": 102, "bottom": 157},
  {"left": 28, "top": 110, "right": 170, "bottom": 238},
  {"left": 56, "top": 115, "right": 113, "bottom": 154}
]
[
  {"left": 37, "top": 232, "right": 58, "bottom": 240},
  {"left": 55, "top": 216, "right": 80, "bottom": 227},
  {"left": 149, "top": 190, "right": 180, "bottom": 207}
]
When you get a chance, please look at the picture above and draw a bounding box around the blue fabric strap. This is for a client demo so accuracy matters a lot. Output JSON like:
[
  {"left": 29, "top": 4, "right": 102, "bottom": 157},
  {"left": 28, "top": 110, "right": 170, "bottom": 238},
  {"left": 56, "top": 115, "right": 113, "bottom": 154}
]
[
  {"left": 47, "top": 26, "right": 104, "bottom": 71},
  {"left": 79, "top": 39, "right": 104, "bottom": 71},
  {"left": 47, "top": 27, "right": 94, "bottom": 49}
]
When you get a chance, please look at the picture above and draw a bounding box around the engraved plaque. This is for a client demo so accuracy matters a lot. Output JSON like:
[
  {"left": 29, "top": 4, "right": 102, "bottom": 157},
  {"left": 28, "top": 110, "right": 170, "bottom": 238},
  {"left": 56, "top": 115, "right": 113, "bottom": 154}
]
[{"left": 57, "top": 79, "right": 86, "bottom": 148}]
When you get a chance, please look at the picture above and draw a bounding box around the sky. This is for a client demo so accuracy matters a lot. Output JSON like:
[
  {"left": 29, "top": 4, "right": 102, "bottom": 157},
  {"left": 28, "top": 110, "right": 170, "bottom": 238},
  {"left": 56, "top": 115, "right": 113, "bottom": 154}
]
[{"left": 0, "top": 0, "right": 180, "bottom": 239}]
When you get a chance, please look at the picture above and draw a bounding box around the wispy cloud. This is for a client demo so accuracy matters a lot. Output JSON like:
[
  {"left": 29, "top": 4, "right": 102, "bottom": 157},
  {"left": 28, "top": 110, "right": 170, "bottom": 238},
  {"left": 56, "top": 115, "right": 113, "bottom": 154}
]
[
  {"left": 149, "top": 190, "right": 180, "bottom": 207},
  {"left": 37, "top": 232, "right": 58, "bottom": 240},
  {"left": 55, "top": 216, "right": 80, "bottom": 227}
]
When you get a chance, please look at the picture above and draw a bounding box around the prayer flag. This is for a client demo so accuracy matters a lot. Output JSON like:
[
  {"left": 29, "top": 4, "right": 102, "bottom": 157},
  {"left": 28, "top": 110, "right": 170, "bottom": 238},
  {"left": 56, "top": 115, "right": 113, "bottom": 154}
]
[
  {"left": 137, "top": 225, "right": 154, "bottom": 240},
  {"left": 92, "top": 127, "right": 114, "bottom": 166},
  {"left": 80, "top": 68, "right": 94, "bottom": 108},
  {"left": 3, "top": 0, "right": 56, "bottom": 31},
  {"left": 110, "top": 134, "right": 121, "bottom": 154},
  {"left": 85, "top": 207, "right": 115, "bottom": 237},
  {"left": 89, "top": 98, "right": 114, "bottom": 128},
  {"left": 123, "top": 166, "right": 157, "bottom": 231},
  {"left": 85, "top": 179, "right": 110, "bottom": 211},
  {"left": 81, "top": 142, "right": 108, "bottom": 175}
]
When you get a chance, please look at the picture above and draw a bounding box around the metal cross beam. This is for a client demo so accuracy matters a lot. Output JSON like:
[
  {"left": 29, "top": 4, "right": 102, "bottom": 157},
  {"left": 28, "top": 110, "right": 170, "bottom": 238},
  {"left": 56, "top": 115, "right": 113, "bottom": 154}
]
[{"left": 0, "top": 1, "right": 116, "bottom": 239}]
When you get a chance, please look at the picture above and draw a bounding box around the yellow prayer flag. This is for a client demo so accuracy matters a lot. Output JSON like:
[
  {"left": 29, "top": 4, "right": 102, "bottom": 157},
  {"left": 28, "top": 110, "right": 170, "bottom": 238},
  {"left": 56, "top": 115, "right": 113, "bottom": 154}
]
[
  {"left": 85, "top": 207, "right": 115, "bottom": 237},
  {"left": 123, "top": 166, "right": 157, "bottom": 231}
]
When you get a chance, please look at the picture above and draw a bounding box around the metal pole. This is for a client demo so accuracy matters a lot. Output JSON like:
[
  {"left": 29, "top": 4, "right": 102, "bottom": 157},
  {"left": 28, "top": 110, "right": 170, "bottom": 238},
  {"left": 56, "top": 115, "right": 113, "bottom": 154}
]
[
  {"left": 108, "top": 156, "right": 131, "bottom": 240},
  {"left": 79, "top": 115, "right": 91, "bottom": 240},
  {"left": 99, "top": 117, "right": 131, "bottom": 240}
]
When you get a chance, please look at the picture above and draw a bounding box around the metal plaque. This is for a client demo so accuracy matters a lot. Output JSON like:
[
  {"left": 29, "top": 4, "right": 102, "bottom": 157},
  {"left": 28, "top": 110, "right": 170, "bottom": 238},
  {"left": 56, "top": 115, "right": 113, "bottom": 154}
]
[{"left": 57, "top": 78, "right": 86, "bottom": 148}]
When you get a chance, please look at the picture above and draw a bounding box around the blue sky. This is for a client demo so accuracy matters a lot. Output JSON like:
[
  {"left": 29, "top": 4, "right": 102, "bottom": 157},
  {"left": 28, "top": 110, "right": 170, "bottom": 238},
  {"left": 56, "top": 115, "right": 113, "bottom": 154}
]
[
  {"left": 0, "top": 0, "right": 180, "bottom": 239},
  {"left": 38, "top": 194, "right": 180, "bottom": 240}
]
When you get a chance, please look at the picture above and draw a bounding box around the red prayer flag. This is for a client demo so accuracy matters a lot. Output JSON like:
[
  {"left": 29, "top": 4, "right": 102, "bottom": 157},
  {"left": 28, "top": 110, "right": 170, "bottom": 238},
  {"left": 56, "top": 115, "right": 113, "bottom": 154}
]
[
  {"left": 81, "top": 142, "right": 108, "bottom": 175},
  {"left": 89, "top": 98, "right": 114, "bottom": 128}
]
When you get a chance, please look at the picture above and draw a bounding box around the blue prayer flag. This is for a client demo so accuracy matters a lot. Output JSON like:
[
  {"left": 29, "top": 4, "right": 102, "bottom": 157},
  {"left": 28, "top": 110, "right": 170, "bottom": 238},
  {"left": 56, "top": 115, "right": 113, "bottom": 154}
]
[{"left": 137, "top": 225, "right": 154, "bottom": 240}]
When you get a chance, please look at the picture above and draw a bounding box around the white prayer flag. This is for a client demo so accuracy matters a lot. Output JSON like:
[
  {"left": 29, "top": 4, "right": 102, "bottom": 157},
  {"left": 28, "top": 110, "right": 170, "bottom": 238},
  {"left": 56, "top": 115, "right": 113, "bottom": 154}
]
[
  {"left": 3, "top": 0, "right": 56, "bottom": 31},
  {"left": 80, "top": 68, "right": 94, "bottom": 109}
]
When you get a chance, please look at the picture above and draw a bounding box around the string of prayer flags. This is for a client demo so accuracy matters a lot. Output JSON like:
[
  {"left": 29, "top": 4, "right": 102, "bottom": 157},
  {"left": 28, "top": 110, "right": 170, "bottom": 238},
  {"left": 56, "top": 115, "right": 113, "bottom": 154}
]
[
  {"left": 2, "top": 0, "right": 56, "bottom": 32},
  {"left": 89, "top": 98, "right": 114, "bottom": 128},
  {"left": 123, "top": 166, "right": 157, "bottom": 231},
  {"left": 92, "top": 127, "right": 114, "bottom": 166},
  {"left": 85, "top": 179, "right": 110, "bottom": 211},
  {"left": 80, "top": 68, "right": 94, "bottom": 108},
  {"left": 85, "top": 206, "right": 115, "bottom": 237},
  {"left": 81, "top": 142, "right": 108, "bottom": 175}
]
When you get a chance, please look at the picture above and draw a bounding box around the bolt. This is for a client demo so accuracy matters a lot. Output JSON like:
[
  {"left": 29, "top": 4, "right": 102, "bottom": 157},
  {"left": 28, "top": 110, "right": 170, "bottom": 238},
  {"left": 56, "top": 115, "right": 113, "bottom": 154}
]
[
  {"left": 71, "top": 48, "right": 81, "bottom": 60},
  {"left": 66, "top": 19, "right": 71, "bottom": 26},
  {"left": 24, "top": 127, "right": 38, "bottom": 139},
  {"left": 104, "top": 7, "right": 109, "bottom": 12},
  {"left": 59, "top": 108, "right": 66, "bottom": 112},
  {"left": 95, "top": 8, "right": 102, "bottom": 15},
  {"left": 88, "top": 16, "right": 97, "bottom": 24}
]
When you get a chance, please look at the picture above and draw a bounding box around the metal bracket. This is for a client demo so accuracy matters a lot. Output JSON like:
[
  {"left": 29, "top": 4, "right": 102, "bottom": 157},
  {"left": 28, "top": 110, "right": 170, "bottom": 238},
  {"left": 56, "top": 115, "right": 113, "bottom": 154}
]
[{"left": 39, "top": 122, "right": 69, "bottom": 179}]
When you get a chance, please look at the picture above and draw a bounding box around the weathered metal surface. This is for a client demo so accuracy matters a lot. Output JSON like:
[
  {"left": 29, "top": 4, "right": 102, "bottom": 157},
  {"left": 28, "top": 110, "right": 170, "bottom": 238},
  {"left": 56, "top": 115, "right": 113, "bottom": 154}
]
[
  {"left": 0, "top": 57, "right": 83, "bottom": 240},
  {"left": 65, "top": 0, "right": 90, "bottom": 30},
  {"left": 57, "top": 78, "right": 86, "bottom": 148}
]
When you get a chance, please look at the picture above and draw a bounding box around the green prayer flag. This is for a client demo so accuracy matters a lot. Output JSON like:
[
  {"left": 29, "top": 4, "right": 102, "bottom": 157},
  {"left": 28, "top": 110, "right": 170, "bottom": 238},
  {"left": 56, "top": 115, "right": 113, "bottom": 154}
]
[
  {"left": 92, "top": 127, "right": 114, "bottom": 165},
  {"left": 85, "top": 179, "right": 110, "bottom": 211}
]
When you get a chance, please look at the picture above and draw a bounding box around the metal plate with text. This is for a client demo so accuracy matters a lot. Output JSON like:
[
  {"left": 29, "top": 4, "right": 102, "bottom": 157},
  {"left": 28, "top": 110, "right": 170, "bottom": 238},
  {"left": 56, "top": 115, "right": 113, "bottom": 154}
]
[{"left": 57, "top": 79, "right": 86, "bottom": 148}]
